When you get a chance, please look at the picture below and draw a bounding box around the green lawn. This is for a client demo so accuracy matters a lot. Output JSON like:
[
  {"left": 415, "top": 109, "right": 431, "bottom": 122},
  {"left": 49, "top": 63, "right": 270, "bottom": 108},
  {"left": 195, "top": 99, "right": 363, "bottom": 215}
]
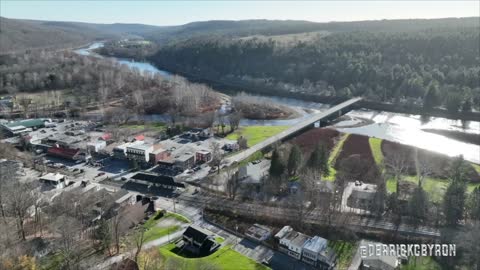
[
  {"left": 144, "top": 225, "right": 180, "bottom": 242},
  {"left": 226, "top": 126, "right": 289, "bottom": 147},
  {"left": 369, "top": 138, "right": 384, "bottom": 168},
  {"left": 120, "top": 122, "right": 166, "bottom": 131},
  {"left": 164, "top": 212, "right": 191, "bottom": 224},
  {"left": 324, "top": 133, "right": 350, "bottom": 181},
  {"left": 328, "top": 240, "right": 357, "bottom": 269},
  {"left": 401, "top": 256, "right": 441, "bottom": 270},
  {"left": 159, "top": 243, "right": 269, "bottom": 270},
  {"left": 386, "top": 176, "right": 480, "bottom": 203},
  {"left": 471, "top": 163, "right": 480, "bottom": 174}
]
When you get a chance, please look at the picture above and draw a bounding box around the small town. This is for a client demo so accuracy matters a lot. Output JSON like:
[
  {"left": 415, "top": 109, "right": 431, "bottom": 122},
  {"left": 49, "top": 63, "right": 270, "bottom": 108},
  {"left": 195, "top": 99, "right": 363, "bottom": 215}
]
[{"left": 1, "top": 1, "right": 480, "bottom": 270}]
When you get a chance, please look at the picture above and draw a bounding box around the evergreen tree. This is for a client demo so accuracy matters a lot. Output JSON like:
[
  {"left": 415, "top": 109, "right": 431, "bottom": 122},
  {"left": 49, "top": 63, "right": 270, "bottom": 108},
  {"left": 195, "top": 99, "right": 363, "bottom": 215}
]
[
  {"left": 408, "top": 186, "right": 428, "bottom": 224},
  {"left": 287, "top": 145, "right": 303, "bottom": 176},
  {"left": 95, "top": 219, "right": 112, "bottom": 253},
  {"left": 307, "top": 144, "right": 330, "bottom": 177},
  {"left": 269, "top": 149, "right": 284, "bottom": 177},
  {"left": 466, "top": 186, "right": 480, "bottom": 220},
  {"left": 443, "top": 180, "right": 467, "bottom": 227}
]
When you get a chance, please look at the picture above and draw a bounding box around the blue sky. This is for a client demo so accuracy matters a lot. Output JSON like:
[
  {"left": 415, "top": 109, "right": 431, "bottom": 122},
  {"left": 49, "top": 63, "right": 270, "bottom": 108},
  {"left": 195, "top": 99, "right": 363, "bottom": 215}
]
[{"left": 1, "top": 1, "right": 478, "bottom": 26}]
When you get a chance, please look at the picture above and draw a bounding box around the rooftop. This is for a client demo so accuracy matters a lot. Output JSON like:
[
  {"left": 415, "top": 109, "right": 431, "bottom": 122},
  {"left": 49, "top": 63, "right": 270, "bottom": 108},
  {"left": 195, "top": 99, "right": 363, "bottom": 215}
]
[
  {"left": 275, "top": 225, "right": 293, "bottom": 239},
  {"left": 40, "top": 173, "right": 65, "bottom": 182},
  {"left": 130, "top": 173, "right": 185, "bottom": 188},
  {"left": 291, "top": 233, "right": 310, "bottom": 248},
  {"left": 4, "top": 119, "right": 45, "bottom": 129},
  {"left": 303, "top": 236, "right": 328, "bottom": 253},
  {"left": 127, "top": 143, "right": 153, "bottom": 151},
  {"left": 183, "top": 225, "right": 214, "bottom": 244}
]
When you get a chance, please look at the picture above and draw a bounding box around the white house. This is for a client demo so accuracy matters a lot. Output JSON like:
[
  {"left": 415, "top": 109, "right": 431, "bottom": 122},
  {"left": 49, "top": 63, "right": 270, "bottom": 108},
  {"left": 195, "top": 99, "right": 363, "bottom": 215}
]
[
  {"left": 302, "top": 236, "right": 328, "bottom": 266},
  {"left": 39, "top": 173, "right": 66, "bottom": 189}
]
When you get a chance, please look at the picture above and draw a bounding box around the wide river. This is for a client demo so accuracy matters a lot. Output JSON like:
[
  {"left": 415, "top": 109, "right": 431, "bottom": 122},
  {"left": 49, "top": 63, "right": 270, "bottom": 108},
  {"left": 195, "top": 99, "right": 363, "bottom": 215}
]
[{"left": 75, "top": 43, "right": 480, "bottom": 164}]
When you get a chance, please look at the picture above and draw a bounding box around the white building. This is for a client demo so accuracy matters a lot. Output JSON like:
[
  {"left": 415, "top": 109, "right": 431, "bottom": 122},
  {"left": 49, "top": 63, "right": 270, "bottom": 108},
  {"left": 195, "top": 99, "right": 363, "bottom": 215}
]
[
  {"left": 126, "top": 143, "right": 154, "bottom": 163},
  {"left": 87, "top": 140, "right": 107, "bottom": 153},
  {"left": 302, "top": 236, "right": 328, "bottom": 266},
  {"left": 39, "top": 173, "right": 66, "bottom": 189},
  {"left": 113, "top": 141, "right": 144, "bottom": 159}
]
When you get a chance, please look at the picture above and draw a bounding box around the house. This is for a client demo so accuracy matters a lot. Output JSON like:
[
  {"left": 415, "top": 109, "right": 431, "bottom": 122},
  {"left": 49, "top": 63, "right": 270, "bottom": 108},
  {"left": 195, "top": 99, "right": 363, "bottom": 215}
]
[
  {"left": 126, "top": 143, "right": 154, "bottom": 164},
  {"left": 359, "top": 241, "right": 399, "bottom": 270},
  {"left": 245, "top": 224, "right": 272, "bottom": 242},
  {"left": 181, "top": 225, "right": 219, "bottom": 256},
  {"left": 346, "top": 182, "right": 378, "bottom": 211},
  {"left": 195, "top": 150, "right": 211, "bottom": 163},
  {"left": 40, "top": 173, "right": 66, "bottom": 189},
  {"left": 288, "top": 233, "right": 310, "bottom": 259},
  {"left": 174, "top": 153, "right": 195, "bottom": 170},
  {"left": 277, "top": 227, "right": 298, "bottom": 254},
  {"left": 223, "top": 140, "right": 239, "bottom": 151},
  {"left": 130, "top": 173, "right": 185, "bottom": 189},
  {"left": 302, "top": 236, "right": 328, "bottom": 266}
]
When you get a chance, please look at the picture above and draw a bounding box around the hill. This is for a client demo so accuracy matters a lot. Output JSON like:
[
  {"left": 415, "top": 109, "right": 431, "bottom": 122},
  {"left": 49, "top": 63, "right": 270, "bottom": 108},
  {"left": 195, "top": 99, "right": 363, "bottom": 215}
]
[{"left": 0, "top": 17, "right": 164, "bottom": 53}]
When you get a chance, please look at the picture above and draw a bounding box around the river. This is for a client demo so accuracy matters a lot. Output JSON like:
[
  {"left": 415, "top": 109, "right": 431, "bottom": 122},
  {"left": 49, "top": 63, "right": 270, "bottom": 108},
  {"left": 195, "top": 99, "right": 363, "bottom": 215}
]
[{"left": 75, "top": 43, "right": 480, "bottom": 164}]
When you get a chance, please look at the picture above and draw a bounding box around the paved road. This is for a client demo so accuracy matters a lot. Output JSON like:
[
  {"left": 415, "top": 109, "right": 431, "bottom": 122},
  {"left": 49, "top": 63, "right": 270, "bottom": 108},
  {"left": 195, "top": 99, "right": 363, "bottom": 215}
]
[{"left": 226, "top": 97, "right": 362, "bottom": 164}]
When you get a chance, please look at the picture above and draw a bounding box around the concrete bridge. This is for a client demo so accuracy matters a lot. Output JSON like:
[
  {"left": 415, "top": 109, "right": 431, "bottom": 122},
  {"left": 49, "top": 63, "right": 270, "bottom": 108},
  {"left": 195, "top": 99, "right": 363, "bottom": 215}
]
[{"left": 226, "top": 97, "right": 362, "bottom": 164}]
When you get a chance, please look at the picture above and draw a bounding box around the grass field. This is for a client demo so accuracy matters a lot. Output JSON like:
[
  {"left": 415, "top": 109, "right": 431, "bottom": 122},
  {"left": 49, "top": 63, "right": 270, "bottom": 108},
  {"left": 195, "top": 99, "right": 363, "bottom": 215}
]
[
  {"left": 120, "top": 122, "right": 166, "bottom": 131},
  {"left": 401, "top": 256, "right": 441, "bottom": 270},
  {"left": 324, "top": 133, "right": 350, "bottom": 181},
  {"left": 386, "top": 176, "right": 480, "bottom": 203},
  {"left": 226, "top": 126, "right": 289, "bottom": 147},
  {"left": 369, "top": 138, "right": 384, "bottom": 168},
  {"left": 471, "top": 163, "right": 480, "bottom": 174},
  {"left": 328, "top": 240, "right": 357, "bottom": 269},
  {"left": 159, "top": 243, "right": 269, "bottom": 270}
]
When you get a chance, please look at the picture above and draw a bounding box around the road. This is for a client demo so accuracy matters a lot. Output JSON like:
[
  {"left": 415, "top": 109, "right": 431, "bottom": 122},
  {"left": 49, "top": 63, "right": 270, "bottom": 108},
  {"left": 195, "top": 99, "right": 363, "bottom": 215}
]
[{"left": 226, "top": 97, "right": 362, "bottom": 164}]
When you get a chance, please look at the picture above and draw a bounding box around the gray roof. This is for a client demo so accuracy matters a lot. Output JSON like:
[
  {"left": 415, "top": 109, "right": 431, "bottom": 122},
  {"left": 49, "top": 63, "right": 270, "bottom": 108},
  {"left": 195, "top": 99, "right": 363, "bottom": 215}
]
[
  {"left": 303, "top": 236, "right": 328, "bottom": 253},
  {"left": 291, "top": 233, "right": 309, "bottom": 248},
  {"left": 127, "top": 143, "right": 152, "bottom": 151}
]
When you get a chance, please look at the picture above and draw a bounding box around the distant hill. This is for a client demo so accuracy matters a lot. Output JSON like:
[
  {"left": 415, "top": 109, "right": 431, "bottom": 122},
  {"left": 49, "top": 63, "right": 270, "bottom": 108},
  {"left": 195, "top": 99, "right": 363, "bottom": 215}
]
[
  {"left": 0, "top": 17, "right": 164, "bottom": 53},
  {"left": 144, "top": 17, "right": 480, "bottom": 44}
]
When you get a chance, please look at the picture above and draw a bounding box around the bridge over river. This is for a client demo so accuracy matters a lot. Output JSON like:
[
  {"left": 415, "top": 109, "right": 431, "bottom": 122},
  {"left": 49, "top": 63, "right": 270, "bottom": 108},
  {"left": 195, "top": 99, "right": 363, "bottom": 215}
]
[{"left": 226, "top": 97, "right": 362, "bottom": 164}]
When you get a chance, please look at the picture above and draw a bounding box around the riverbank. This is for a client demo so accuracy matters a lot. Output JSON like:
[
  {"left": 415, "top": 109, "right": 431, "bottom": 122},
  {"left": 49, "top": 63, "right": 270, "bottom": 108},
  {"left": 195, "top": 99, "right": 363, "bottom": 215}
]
[
  {"left": 147, "top": 62, "right": 480, "bottom": 122},
  {"left": 422, "top": 129, "right": 480, "bottom": 145}
]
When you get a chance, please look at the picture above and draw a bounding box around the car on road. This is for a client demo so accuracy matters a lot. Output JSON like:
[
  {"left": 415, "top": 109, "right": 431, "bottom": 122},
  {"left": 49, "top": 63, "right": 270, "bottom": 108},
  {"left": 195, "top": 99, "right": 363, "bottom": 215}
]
[
  {"left": 121, "top": 177, "right": 127, "bottom": 181},
  {"left": 193, "top": 166, "right": 201, "bottom": 172},
  {"left": 96, "top": 172, "right": 106, "bottom": 177}
]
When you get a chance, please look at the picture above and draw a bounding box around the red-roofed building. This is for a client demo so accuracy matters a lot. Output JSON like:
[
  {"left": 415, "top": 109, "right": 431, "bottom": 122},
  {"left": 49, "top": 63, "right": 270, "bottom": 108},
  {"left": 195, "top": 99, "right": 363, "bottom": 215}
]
[
  {"left": 100, "top": 133, "right": 112, "bottom": 141},
  {"left": 47, "top": 147, "right": 83, "bottom": 160},
  {"left": 134, "top": 135, "right": 145, "bottom": 141}
]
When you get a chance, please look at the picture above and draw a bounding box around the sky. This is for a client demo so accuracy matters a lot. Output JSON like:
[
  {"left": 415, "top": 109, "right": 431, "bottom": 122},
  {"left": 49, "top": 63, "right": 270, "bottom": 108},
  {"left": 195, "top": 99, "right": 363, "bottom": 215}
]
[{"left": 1, "top": 1, "right": 478, "bottom": 26}]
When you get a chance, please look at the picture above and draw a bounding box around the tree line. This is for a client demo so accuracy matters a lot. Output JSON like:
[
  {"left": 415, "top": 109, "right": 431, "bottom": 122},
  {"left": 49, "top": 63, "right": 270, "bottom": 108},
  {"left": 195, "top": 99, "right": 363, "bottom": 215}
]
[{"left": 150, "top": 26, "right": 480, "bottom": 112}]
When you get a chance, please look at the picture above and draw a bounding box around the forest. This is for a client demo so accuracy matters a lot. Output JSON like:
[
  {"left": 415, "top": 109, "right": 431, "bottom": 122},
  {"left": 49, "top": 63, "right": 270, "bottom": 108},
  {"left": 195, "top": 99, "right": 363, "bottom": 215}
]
[{"left": 150, "top": 23, "right": 480, "bottom": 112}]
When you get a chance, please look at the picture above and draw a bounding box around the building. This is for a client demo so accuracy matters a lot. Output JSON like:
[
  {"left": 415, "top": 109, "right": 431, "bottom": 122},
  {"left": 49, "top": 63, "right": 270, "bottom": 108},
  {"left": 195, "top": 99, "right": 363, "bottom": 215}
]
[
  {"left": 39, "top": 173, "right": 66, "bottom": 189},
  {"left": 130, "top": 173, "right": 185, "bottom": 189},
  {"left": 174, "top": 153, "right": 195, "bottom": 170},
  {"left": 181, "top": 225, "right": 219, "bottom": 256},
  {"left": 288, "top": 233, "right": 310, "bottom": 259},
  {"left": 346, "top": 182, "right": 378, "bottom": 211},
  {"left": 149, "top": 147, "right": 170, "bottom": 165},
  {"left": 359, "top": 241, "right": 399, "bottom": 270},
  {"left": 113, "top": 141, "right": 144, "bottom": 159},
  {"left": 302, "top": 236, "right": 328, "bottom": 266},
  {"left": 47, "top": 147, "right": 84, "bottom": 160},
  {"left": 1, "top": 119, "right": 45, "bottom": 136},
  {"left": 87, "top": 140, "right": 107, "bottom": 153},
  {"left": 195, "top": 150, "right": 211, "bottom": 163},
  {"left": 126, "top": 143, "right": 154, "bottom": 163},
  {"left": 245, "top": 224, "right": 272, "bottom": 242}
]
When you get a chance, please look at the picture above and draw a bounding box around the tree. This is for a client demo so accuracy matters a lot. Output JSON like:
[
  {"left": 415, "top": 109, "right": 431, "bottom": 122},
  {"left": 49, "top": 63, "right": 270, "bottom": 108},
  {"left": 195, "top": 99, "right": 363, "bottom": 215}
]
[
  {"left": 287, "top": 145, "right": 302, "bottom": 176},
  {"left": 5, "top": 181, "right": 36, "bottom": 240},
  {"left": 228, "top": 111, "right": 242, "bottom": 132},
  {"left": 385, "top": 150, "right": 409, "bottom": 197},
  {"left": 408, "top": 186, "right": 428, "bottom": 225},
  {"left": 210, "top": 141, "right": 223, "bottom": 174},
  {"left": 443, "top": 180, "right": 467, "bottom": 227},
  {"left": 455, "top": 224, "right": 480, "bottom": 269},
  {"left": 133, "top": 228, "right": 147, "bottom": 263},
  {"left": 95, "top": 218, "right": 112, "bottom": 255},
  {"left": 423, "top": 82, "right": 440, "bottom": 110},
  {"left": 307, "top": 144, "right": 330, "bottom": 177},
  {"left": 269, "top": 148, "right": 284, "bottom": 177},
  {"left": 466, "top": 186, "right": 480, "bottom": 221},
  {"left": 237, "top": 136, "right": 248, "bottom": 150}
]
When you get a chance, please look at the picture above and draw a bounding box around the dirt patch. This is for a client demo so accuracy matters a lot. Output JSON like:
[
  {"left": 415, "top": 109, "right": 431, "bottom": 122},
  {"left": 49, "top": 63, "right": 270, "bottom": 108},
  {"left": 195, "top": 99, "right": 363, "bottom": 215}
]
[
  {"left": 335, "top": 134, "right": 380, "bottom": 184},
  {"left": 382, "top": 140, "right": 480, "bottom": 182},
  {"left": 155, "top": 217, "right": 184, "bottom": 228},
  {"left": 289, "top": 128, "right": 340, "bottom": 155}
]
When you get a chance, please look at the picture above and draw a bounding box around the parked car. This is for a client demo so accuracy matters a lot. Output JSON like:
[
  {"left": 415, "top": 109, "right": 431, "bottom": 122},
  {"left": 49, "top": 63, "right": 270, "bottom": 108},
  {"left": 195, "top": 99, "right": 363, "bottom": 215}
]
[{"left": 96, "top": 172, "right": 106, "bottom": 177}]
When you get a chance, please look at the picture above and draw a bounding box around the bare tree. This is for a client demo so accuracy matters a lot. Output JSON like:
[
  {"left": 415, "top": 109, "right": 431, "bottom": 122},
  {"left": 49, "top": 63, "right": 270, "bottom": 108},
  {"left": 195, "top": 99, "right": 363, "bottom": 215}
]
[
  {"left": 5, "top": 181, "right": 36, "bottom": 240},
  {"left": 385, "top": 150, "right": 409, "bottom": 196},
  {"left": 210, "top": 141, "right": 223, "bottom": 174},
  {"left": 225, "top": 167, "right": 240, "bottom": 200},
  {"left": 228, "top": 111, "right": 242, "bottom": 132},
  {"left": 133, "top": 227, "right": 147, "bottom": 263},
  {"left": 53, "top": 215, "right": 82, "bottom": 269}
]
